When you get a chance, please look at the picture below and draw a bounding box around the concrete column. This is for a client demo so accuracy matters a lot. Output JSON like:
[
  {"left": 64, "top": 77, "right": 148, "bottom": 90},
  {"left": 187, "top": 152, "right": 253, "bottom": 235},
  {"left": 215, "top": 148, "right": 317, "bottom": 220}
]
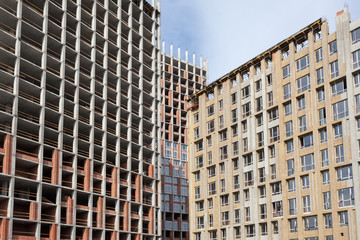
[
  {"left": 29, "top": 201, "right": 38, "bottom": 220},
  {"left": 123, "top": 202, "right": 129, "bottom": 231},
  {"left": 49, "top": 224, "right": 57, "bottom": 240},
  {"left": 97, "top": 197, "right": 103, "bottom": 228},
  {"left": 66, "top": 197, "right": 74, "bottom": 224},
  {"left": 135, "top": 174, "right": 140, "bottom": 202},
  {"left": 148, "top": 164, "right": 154, "bottom": 178},
  {"left": 84, "top": 158, "right": 91, "bottom": 192},
  {"left": 51, "top": 149, "right": 59, "bottom": 184},
  {"left": 149, "top": 207, "right": 154, "bottom": 234},
  {"left": 111, "top": 167, "right": 118, "bottom": 197},
  {"left": 2, "top": 135, "right": 13, "bottom": 174},
  {"left": 82, "top": 228, "right": 89, "bottom": 240},
  {"left": 110, "top": 231, "right": 117, "bottom": 240},
  {"left": 0, "top": 218, "right": 9, "bottom": 240},
  {"left": 135, "top": 234, "right": 140, "bottom": 240}
]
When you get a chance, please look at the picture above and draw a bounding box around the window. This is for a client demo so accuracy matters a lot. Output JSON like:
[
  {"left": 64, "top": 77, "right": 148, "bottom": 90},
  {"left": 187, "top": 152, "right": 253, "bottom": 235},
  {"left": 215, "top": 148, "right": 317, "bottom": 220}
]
[
  {"left": 298, "top": 96, "right": 305, "bottom": 110},
  {"left": 242, "top": 85, "right": 250, "bottom": 99},
  {"left": 270, "top": 164, "right": 276, "bottom": 179},
  {"left": 218, "top": 84, "right": 223, "bottom": 94},
  {"left": 335, "top": 145, "right": 344, "bottom": 163},
  {"left": 354, "top": 72, "right": 360, "bottom": 87},
  {"left": 272, "top": 201, "right": 283, "bottom": 217},
  {"left": 195, "top": 141, "right": 203, "bottom": 152},
  {"left": 287, "top": 159, "right": 295, "bottom": 176},
  {"left": 196, "top": 155, "right": 203, "bottom": 168},
  {"left": 282, "top": 48, "right": 290, "bottom": 59},
  {"left": 334, "top": 123, "right": 342, "bottom": 138},
  {"left": 244, "top": 190, "right": 250, "bottom": 201},
  {"left": 245, "top": 225, "right": 255, "bottom": 237},
  {"left": 255, "top": 64, "right": 261, "bottom": 74},
  {"left": 317, "top": 87, "right": 325, "bottom": 102},
  {"left": 208, "top": 120, "right": 215, "bottom": 133},
  {"left": 231, "top": 92, "right": 237, "bottom": 104},
  {"left": 256, "top": 97, "right": 263, "bottom": 111},
  {"left": 319, "top": 108, "right": 326, "bottom": 126},
  {"left": 209, "top": 231, "right": 217, "bottom": 240},
  {"left": 194, "top": 171, "right": 200, "bottom": 182},
  {"left": 197, "top": 216, "right": 204, "bottom": 229},
  {"left": 286, "top": 140, "right": 294, "bottom": 153},
  {"left": 209, "top": 214, "right": 213, "bottom": 227},
  {"left": 324, "top": 191, "right": 331, "bottom": 210},
  {"left": 352, "top": 27, "right": 360, "bottom": 43},
  {"left": 321, "top": 149, "right": 329, "bottom": 167},
  {"left": 208, "top": 182, "right": 216, "bottom": 195},
  {"left": 267, "top": 74, "right": 272, "bottom": 85},
  {"left": 219, "top": 129, "right": 227, "bottom": 142},
  {"left": 258, "top": 168, "right": 265, "bottom": 183},
  {"left": 234, "top": 227, "right": 241, "bottom": 239},
  {"left": 220, "top": 162, "right": 225, "bottom": 174},
  {"left": 234, "top": 175, "right": 240, "bottom": 189},
  {"left": 234, "top": 192, "right": 240, "bottom": 203},
  {"left": 196, "top": 201, "right": 204, "bottom": 212},
  {"left": 317, "top": 67, "right": 324, "bottom": 84},
  {"left": 289, "top": 219, "right": 298, "bottom": 232},
  {"left": 242, "top": 71, "right": 250, "bottom": 81},
  {"left": 332, "top": 79, "right": 347, "bottom": 96},
  {"left": 299, "top": 115, "right": 307, "bottom": 132},
  {"left": 324, "top": 213, "right": 333, "bottom": 228},
  {"left": 219, "top": 115, "right": 224, "bottom": 128},
  {"left": 268, "top": 91, "right": 273, "bottom": 106},
  {"left": 302, "top": 175, "right": 310, "bottom": 189},
  {"left": 322, "top": 170, "right": 330, "bottom": 185},
  {"left": 338, "top": 187, "right": 354, "bottom": 207},
  {"left": 268, "top": 108, "right": 279, "bottom": 121},
  {"left": 283, "top": 65, "right": 290, "bottom": 79},
  {"left": 260, "top": 223, "right": 267, "bottom": 235},
  {"left": 269, "top": 146, "right": 275, "bottom": 158},
  {"left": 333, "top": 100, "right": 348, "bottom": 120},
  {"left": 257, "top": 132, "right": 264, "bottom": 147},
  {"left": 289, "top": 198, "right": 297, "bottom": 215},
  {"left": 194, "top": 127, "right": 200, "bottom": 140},
  {"left": 296, "top": 55, "right": 309, "bottom": 71},
  {"left": 269, "top": 126, "right": 279, "bottom": 142},
  {"left": 194, "top": 113, "right": 199, "bottom": 123},
  {"left": 272, "top": 221, "right": 279, "bottom": 234},
  {"left": 326, "top": 236, "right": 334, "bottom": 240},
  {"left": 232, "top": 125, "right": 238, "bottom": 137},
  {"left": 221, "top": 211, "right": 229, "bottom": 226},
  {"left": 357, "top": 95, "right": 360, "bottom": 113},
  {"left": 241, "top": 120, "right": 247, "bottom": 133},
  {"left": 208, "top": 151, "right": 213, "bottom": 164},
  {"left": 353, "top": 50, "right": 360, "bottom": 68},
  {"left": 259, "top": 186, "right": 266, "bottom": 198},
  {"left": 303, "top": 195, "right": 311, "bottom": 213},
  {"left": 304, "top": 216, "right": 318, "bottom": 231},
  {"left": 255, "top": 80, "right": 262, "bottom": 92},
  {"left": 257, "top": 150, "right": 264, "bottom": 162},
  {"left": 296, "top": 38, "right": 308, "bottom": 52},
  {"left": 288, "top": 178, "right": 296, "bottom": 192},
  {"left": 329, "top": 40, "right": 337, "bottom": 55},
  {"left": 271, "top": 182, "right": 282, "bottom": 195},
  {"left": 208, "top": 105, "right": 214, "bottom": 116},
  {"left": 337, "top": 165, "right": 353, "bottom": 181},
  {"left": 330, "top": 61, "right": 339, "bottom": 78},
  {"left": 195, "top": 187, "right": 200, "bottom": 199},
  {"left": 244, "top": 171, "right": 253, "bottom": 186},
  {"left": 242, "top": 102, "right": 251, "bottom": 117},
  {"left": 284, "top": 101, "right": 292, "bottom": 116},
  {"left": 233, "top": 141, "right": 239, "bottom": 155},
  {"left": 256, "top": 114, "right": 263, "bottom": 126},
  {"left": 339, "top": 211, "right": 349, "bottom": 226},
  {"left": 300, "top": 133, "right": 313, "bottom": 149},
  {"left": 208, "top": 166, "right": 216, "bottom": 178},
  {"left": 220, "top": 146, "right": 228, "bottom": 160},
  {"left": 218, "top": 99, "right": 223, "bottom": 110},
  {"left": 314, "top": 29, "right": 322, "bottom": 41},
  {"left": 245, "top": 207, "right": 251, "bottom": 221},
  {"left": 319, "top": 128, "right": 327, "bottom": 143},
  {"left": 207, "top": 136, "right": 212, "bottom": 147},
  {"left": 315, "top": 48, "right": 323, "bottom": 62},
  {"left": 260, "top": 204, "right": 267, "bottom": 219},
  {"left": 208, "top": 198, "right": 213, "bottom": 209},
  {"left": 297, "top": 75, "right": 310, "bottom": 93},
  {"left": 234, "top": 209, "right": 241, "bottom": 223},
  {"left": 243, "top": 138, "right": 248, "bottom": 152},
  {"left": 301, "top": 153, "right": 314, "bottom": 171},
  {"left": 284, "top": 83, "right": 291, "bottom": 99},
  {"left": 233, "top": 158, "right": 239, "bottom": 170}
]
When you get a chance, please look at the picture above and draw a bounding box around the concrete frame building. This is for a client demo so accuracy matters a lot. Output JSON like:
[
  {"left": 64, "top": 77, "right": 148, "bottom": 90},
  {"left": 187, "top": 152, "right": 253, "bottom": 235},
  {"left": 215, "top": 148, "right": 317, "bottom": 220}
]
[
  {"left": 188, "top": 8, "right": 360, "bottom": 240},
  {"left": 0, "top": 0, "right": 162, "bottom": 239},
  {"left": 160, "top": 43, "right": 207, "bottom": 240}
]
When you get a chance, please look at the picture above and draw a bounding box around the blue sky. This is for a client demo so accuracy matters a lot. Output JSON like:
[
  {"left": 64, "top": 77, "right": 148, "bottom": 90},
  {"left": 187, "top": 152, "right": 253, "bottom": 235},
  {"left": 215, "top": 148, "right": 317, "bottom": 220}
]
[{"left": 160, "top": 0, "right": 360, "bottom": 82}]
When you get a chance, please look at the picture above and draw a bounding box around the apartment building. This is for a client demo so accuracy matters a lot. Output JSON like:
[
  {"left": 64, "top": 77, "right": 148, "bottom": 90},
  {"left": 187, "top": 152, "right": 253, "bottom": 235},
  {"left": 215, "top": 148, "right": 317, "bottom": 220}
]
[
  {"left": 160, "top": 44, "right": 207, "bottom": 240},
  {"left": 188, "top": 8, "right": 360, "bottom": 240},
  {"left": 0, "top": 0, "right": 161, "bottom": 239}
]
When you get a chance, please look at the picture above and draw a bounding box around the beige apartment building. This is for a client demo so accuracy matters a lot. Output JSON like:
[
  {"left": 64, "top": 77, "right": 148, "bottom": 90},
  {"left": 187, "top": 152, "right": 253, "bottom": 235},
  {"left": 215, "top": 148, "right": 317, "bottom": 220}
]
[{"left": 188, "top": 8, "right": 360, "bottom": 240}]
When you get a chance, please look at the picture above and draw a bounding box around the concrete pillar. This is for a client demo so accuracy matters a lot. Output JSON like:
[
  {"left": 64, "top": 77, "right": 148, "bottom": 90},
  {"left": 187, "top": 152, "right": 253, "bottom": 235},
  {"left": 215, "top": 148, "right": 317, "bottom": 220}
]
[
  {"left": 51, "top": 149, "right": 59, "bottom": 184},
  {"left": 66, "top": 197, "right": 74, "bottom": 224},
  {"left": 82, "top": 228, "right": 89, "bottom": 240},
  {"left": 3, "top": 135, "right": 12, "bottom": 174},
  {"left": 123, "top": 202, "right": 129, "bottom": 231},
  {"left": 148, "top": 164, "right": 154, "bottom": 178},
  {"left": 111, "top": 167, "right": 118, "bottom": 197},
  {"left": 149, "top": 207, "right": 154, "bottom": 234},
  {"left": 0, "top": 218, "right": 9, "bottom": 240},
  {"left": 97, "top": 197, "right": 103, "bottom": 228},
  {"left": 135, "top": 234, "right": 140, "bottom": 240},
  {"left": 49, "top": 224, "right": 57, "bottom": 240},
  {"left": 135, "top": 174, "right": 140, "bottom": 203},
  {"left": 29, "top": 201, "right": 38, "bottom": 220},
  {"left": 110, "top": 231, "right": 117, "bottom": 240},
  {"left": 84, "top": 159, "right": 91, "bottom": 192}
]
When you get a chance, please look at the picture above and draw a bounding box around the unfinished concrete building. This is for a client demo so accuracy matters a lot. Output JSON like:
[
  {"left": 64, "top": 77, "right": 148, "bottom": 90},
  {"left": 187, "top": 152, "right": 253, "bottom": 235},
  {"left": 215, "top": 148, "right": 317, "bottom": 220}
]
[
  {"left": 0, "top": 0, "right": 161, "bottom": 239},
  {"left": 188, "top": 8, "right": 360, "bottom": 240},
  {"left": 160, "top": 44, "right": 207, "bottom": 240}
]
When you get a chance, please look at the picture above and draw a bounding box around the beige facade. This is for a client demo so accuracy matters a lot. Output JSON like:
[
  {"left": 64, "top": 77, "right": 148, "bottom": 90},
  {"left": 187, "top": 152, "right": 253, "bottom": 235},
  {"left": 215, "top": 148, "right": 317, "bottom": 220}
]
[{"left": 188, "top": 8, "right": 360, "bottom": 240}]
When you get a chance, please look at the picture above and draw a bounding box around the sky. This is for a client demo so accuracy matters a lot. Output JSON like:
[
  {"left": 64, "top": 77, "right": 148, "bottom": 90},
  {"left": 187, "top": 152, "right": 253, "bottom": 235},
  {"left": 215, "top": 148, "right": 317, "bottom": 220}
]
[{"left": 160, "top": 0, "right": 360, "bottom": 83}]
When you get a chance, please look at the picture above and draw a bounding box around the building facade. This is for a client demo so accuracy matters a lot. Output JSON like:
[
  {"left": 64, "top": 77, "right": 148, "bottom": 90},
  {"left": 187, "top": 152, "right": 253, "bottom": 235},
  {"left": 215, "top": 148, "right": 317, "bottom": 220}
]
[
  {"left": 160, "top": 44, "right": 207, "bottom": 240},
  {"left": 188, "top": 8, "right": 360, "bottom": 240},
  {"left": 0, "top": 0, "right": 162, "bottom": 239}
]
